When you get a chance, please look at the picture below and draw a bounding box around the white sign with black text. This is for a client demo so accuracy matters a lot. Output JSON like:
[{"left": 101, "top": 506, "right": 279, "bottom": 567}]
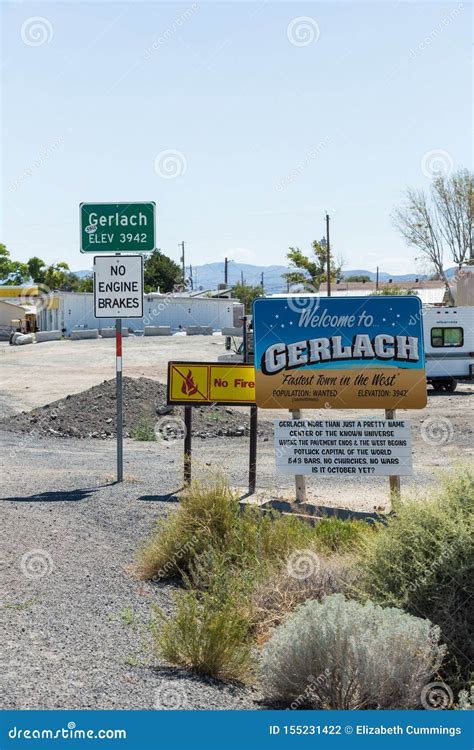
[
  {"left": 274, "top": 419, "right": 412, "bottom": 476},
  {"left": 93, "top": 255, "right": 144, "bottom": 318}
]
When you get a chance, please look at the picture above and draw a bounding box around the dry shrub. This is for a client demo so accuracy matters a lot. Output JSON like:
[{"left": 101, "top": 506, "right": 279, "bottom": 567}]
[
  {"left": 252, "top": 555, "right": 356, "bottom": 645},
  {"left": 260, "top": 594, "right": 446, "bottom": 709}
]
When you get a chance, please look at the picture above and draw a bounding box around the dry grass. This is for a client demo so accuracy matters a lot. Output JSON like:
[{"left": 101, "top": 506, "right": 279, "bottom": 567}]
[
  {"left": 252, "top": 555, "right": 356, "bottom": 645},
  {"left": 104, "top": 473, "right": 138, "bottom": 483},
  {"left": 137, "top": 475, "right": 240, "bottom": 580}
]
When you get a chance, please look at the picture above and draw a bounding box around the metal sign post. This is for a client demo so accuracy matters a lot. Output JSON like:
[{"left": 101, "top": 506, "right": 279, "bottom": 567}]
[
  {"left": 93, "top": 254, "right": 144, "bottom": 483},
  {"left": 249, "top": 405, "right": 258, "bottom": 494},
  {"left": 116, "top": 319, "right": 123, "bottom": 483},
  {"left": 184, "top": 406, "right": 192, "bottom": 485},
  {"left": 243, "top": 316, "right": 258, "bottom": 495}
]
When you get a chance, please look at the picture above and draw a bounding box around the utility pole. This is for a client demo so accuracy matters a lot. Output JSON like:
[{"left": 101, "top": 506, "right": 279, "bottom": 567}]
[
  {"left": 376, "top": 266, "right": 379, "bottom": 292},
  {"left": 260, "top": 271, "right": 264, "bottom": 292},
  {"left": 224, "top": 257, "right": 231, "bottom": 286},
  {"left": 325, "top": 213, "right": 331, "bottom": 297},
  {"left": 179, "top": 241, "right": 185, "bottom": 287},
  {"left": 189, "top": 264, "right": 194, "bottom": 290},
  {"left": 241, "top": 270, "right": 244, "bottom": 285}
]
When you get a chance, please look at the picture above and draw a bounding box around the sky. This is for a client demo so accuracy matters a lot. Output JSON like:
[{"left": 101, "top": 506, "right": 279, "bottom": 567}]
[{"left": 1, "top": 0, "right": 472, "bottom": 274}]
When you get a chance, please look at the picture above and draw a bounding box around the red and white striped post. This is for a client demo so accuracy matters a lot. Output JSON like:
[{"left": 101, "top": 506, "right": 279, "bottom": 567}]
[{"left": 115, "top": 318, "right": 123, "bottom": 482}]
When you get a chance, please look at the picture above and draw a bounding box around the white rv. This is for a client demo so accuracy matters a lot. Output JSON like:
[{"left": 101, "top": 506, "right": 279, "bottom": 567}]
[{"left": 423, "top": 306, "right": 474, "bottom": 391}]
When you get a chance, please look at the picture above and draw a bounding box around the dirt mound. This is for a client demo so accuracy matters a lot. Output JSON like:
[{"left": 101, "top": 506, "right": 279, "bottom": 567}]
[{"left": 0, "top": 377, "right": 272, "bottom": 440}]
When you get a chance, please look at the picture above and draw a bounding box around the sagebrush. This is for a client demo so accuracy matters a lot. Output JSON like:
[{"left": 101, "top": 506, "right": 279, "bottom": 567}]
[{"left": 260, "top": 594, "right": 446, "bottom": 709}]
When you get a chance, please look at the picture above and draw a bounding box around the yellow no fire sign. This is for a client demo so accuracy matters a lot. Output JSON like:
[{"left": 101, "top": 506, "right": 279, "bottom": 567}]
[{"left": 167, "top": 362, "right": 256, "bottom": 405}]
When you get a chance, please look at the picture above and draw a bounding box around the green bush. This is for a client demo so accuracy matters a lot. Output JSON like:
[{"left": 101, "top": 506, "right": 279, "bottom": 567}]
[
  {"left": 150, "top": 589, "right": 253, "bottom": 682},
  {"left": 130, "top": 417, "right": 156, "bottom": 441},
  {"left": 311, "top": 516, "right": 374, "bottom": 554},
  {"left": 138, "top": 476, "right": 371, "bottom": 582},
  {"left": 137, "top": 476, "right": 239, "bottom": 579},
  {"left": 260, "top": 594, "right": 446, "bottom": 709},
  {"left": 356, "top": 467, "right": 474, "bottom": 682}
]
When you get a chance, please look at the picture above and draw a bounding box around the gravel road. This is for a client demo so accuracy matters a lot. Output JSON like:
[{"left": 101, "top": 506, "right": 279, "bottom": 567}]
[{"left": 0, "top": 432, "right": 260, "bottom": 710}]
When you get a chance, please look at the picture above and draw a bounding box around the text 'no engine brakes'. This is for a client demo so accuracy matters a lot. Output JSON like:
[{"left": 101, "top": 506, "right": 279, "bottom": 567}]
[{"left": 93, "top": 255, "right": 144, "bottom": 318}]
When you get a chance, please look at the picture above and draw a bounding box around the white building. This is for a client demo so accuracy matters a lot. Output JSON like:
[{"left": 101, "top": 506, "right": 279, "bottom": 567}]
[{"left": 37, "top": 291, "right": 243, "bottom": 336}]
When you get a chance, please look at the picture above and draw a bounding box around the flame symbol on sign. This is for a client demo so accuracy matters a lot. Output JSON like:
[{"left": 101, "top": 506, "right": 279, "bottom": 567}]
[{"left": 181, "top": 370, "right": 199, "bottom": 396}]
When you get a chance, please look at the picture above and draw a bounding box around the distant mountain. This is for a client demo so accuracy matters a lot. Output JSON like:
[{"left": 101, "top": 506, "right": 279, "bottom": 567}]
[
  {"left": 191, "top": 262, "right": 288, "bottom": 293},
  {"left": 191, "top": 263, "right": 458, "bottom": 293},
  {"left": 72, "top": 263, "right": 458, "bottom": 293}
]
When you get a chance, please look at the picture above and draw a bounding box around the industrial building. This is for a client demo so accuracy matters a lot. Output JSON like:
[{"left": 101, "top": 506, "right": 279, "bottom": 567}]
[
  {"left": 36, "top": 291, "right": 243, "bottom": 336},
  {"left": 0, "top": 287, "right": 47, "bottom": 339}
]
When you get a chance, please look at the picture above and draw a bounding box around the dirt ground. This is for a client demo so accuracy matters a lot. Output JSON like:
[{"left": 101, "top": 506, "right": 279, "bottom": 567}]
[
  {"left": 1, "top": 333, "right": 473, "bottom": 507},
  {"left": 1, "top": 334, "right": 473, "bottom": 710},
  {"left": 0, "top": 334, "right": 227, "bottom": 417}
]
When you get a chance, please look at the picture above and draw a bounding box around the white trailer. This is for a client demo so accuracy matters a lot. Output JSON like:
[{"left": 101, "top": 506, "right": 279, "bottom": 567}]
[{"left": 423, "top": 306, "right": 474, "bottom": 391}]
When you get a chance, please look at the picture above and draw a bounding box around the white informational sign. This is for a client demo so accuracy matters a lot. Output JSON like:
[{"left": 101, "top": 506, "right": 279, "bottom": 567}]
[
  {"left": 93, "top": 255, "right": 144, "bottom": 318},
  {"left": 274, "top": 419, "right": 412, "bottom": 476}
]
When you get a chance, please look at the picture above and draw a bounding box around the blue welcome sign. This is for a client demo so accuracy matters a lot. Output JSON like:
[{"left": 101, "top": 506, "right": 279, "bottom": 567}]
[{"left": 253, "top": 296, "right": 426, "bottom": 409}]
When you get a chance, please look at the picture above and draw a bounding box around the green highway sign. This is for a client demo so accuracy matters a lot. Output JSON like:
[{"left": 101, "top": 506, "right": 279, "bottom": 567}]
[{"left": 80, "top": 202, "right": 156, "bottom": 253}]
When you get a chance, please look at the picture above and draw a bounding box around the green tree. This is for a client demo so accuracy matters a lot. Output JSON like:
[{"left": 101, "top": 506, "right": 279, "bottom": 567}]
[
  {"left": 144, "top": 250, "right": 182, "bottom": 294},
  {"left": 0, "top": 244, "right": 29, "bottom": 284},
  {"left": 283, "top": 240, "right": 342, "bottom": 289},
  {"left": 76, "top": 274, "right": 93, "bottom": 292},
  {"left": 42, "top": 262, "right": 74, "bottom": 290},
  {"left": 27, "top": 256, "right": 47, "bottom": 283},
  {"left": 0, "top": 243, "right": 14, "bottom": 280},
  {"left": 231, "top": 282, "right": 263, "bottom": 313},
  {"left": 345, "top": 275, "right": 371, "bottom": 282},
  {"left": 8, "top": 261, "right": 29, "bottom": 285}
]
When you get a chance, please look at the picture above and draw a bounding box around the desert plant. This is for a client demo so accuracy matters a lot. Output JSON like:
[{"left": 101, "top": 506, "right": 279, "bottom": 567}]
[
  {"left": 137, "top": 476, "right": 321, "bottom": 582},
  {"left": 260, "top": 594, "right": 446, "bottom": 709},
  {"left": 311, "top": 516, "right": 375, "bottom": 554},
  {"left": 252, "top": 556, "right": 355, "bottom": 645},
  {"left": 137, "top": 476, "right": 240, "bottom": 579},
  {"left": 139, "top": 476, "right": 383, "bottom": 682},
  {"left": 150, "top": 589, "right": 253, "bottom": 682},
  {"left": 456, "top": 686, "right": 474, "bottom": 710},
  {"left": 356, "top": 467, "right": 474, "bottom": 682},
  {"left": 130, "top": 417, "right": 156, "bottom": 441}
]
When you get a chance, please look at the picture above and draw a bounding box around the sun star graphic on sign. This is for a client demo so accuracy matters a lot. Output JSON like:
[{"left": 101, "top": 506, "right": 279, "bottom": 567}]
[{"left": 80, "top": 202, "right": 156, "bottom": 253}]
